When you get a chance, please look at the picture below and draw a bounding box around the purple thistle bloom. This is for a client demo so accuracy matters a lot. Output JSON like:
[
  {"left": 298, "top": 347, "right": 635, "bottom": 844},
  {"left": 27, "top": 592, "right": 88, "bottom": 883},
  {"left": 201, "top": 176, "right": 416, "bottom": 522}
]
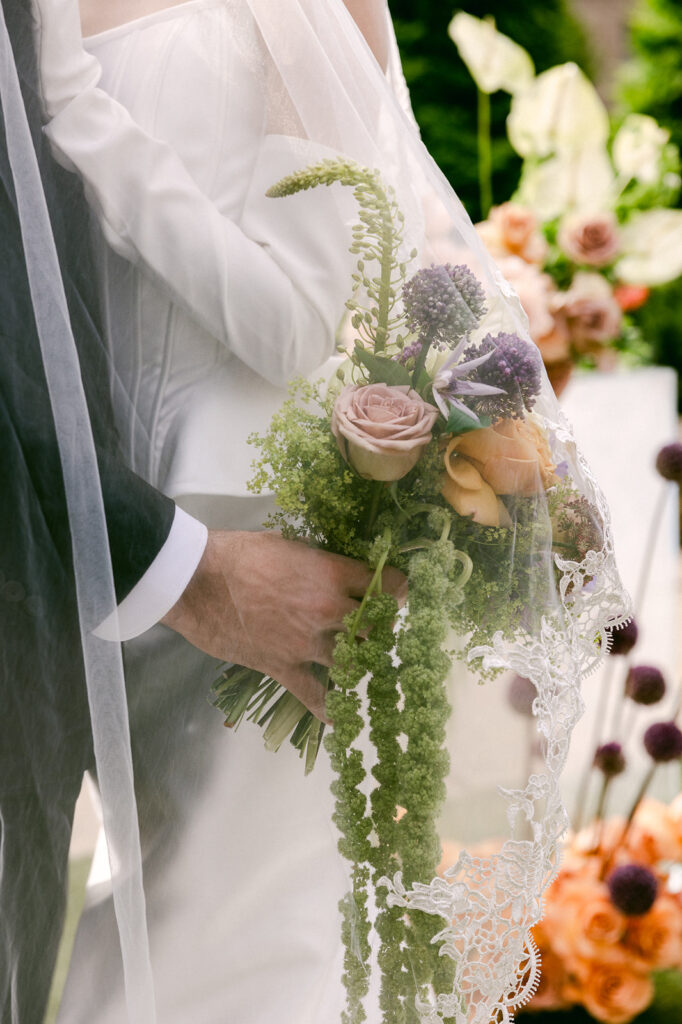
[
  {"left": 461, "top": 333, "right": 543, "bottom": 421},
  {"left": 625, "top": 665, "right": 666, "bottom": 706},
  {"left": 507, "top": 674, "right": 538, "bottom": 717},
  {"left": 605, "top": 618, "right": 639, "bottom": 656},
  {"left": 432, "top": 338, "right": 506, "bottom": 424},
  {"left": 403, "top": 264, "right": 487, "bottom": 348},
  {"left": 593, "top": 742, "right": 626, "bottom": 777},
  {"left": 607, "top": 865, "right": 658, "bottom": 916},
  {"left": 656, "top": 443, "right": 682, "bottom": 483},
  {"left": 643, "top": 721, "right": 682, "bottom": 762}
]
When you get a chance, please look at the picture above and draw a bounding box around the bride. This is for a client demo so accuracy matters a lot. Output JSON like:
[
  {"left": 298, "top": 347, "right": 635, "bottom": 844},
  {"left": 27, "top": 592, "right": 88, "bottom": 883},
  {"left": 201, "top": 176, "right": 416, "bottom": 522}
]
[
  {"left": 32, "top": 1, "right": 403, "bottom": 1022},
  {"left": 28, "top": 0, "right": 630, "bottom": 1022}
]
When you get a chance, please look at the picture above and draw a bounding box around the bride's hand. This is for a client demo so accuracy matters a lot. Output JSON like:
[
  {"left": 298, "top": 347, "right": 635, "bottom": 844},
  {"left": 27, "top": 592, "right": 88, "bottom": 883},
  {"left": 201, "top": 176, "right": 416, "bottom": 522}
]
[{"left": 162, "top": 530, "right": 407, "bottom": 721}]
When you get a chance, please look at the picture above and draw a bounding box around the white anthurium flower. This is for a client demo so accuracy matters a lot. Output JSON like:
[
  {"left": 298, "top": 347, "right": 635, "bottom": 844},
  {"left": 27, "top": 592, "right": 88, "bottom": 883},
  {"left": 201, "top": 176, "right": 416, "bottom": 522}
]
[
  {"left": 612, "top": 114, "right": 670, "bottom": 185},
  {"left": 507, "top": 62, "right": 609, "bottom": 159},
  {"left": 448, "top": 11, "right": 534, "bottom": 95},
  {"left": 616, "top": 209, "right": 682, "bottom": 285},
  {"left": 515, "top": 147, "right": 615, "bottom": 221}
]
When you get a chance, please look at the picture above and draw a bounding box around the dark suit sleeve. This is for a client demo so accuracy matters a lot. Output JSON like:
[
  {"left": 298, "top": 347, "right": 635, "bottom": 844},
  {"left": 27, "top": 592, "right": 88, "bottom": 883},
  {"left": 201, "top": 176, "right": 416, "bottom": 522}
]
[{"left": 1, "top": 9, "right": 175, "bottom": 603}]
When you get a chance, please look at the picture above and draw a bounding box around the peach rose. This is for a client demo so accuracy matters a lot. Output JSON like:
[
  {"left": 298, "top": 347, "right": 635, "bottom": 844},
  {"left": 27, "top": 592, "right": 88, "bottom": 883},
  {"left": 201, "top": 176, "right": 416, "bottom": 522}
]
[
  {"left": 573, "top": 957, "right": 654, "bottom": 1024},
  {"left": 441, "top": 440, "right": 512, "bottom": 528},
  {"left": 623, "top": 894, "right": 682, "bottom": 969},
  {"left": 556, "top": 272, "right": 623, "bottom": 352},
  {"left": 558, "top": 212, "right": 620, "bottom": 267},
  {"left": 477, "top": 203, "right": 548, "bottom": 264},
  {"left": 448, "top": 418, "right": 556, "bottom": 497},
  {"left": 545, "top": 877, "right": 626, "bottom": 962},
  {"left": 497, "top": 256, "right": 571, "bottom": 366},
  {"left": 530, "top": 923, "right": 575, "bottom": 1011},
  {"left": 331, "top": 383, "right": 437, "bottom": 482},
  {"left": 626, "top": 799, "right": 682, "bottom": 864}
]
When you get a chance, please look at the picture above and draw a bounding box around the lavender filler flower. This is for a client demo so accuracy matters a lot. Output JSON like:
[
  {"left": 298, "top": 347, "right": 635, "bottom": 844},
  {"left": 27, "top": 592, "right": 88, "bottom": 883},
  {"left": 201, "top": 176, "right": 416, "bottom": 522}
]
[
  {"left": 402, "top": 263, "right": 487, "bottom": 349},
  {"left": 461, "top": 333, "right": 543, "bottom": 421}
]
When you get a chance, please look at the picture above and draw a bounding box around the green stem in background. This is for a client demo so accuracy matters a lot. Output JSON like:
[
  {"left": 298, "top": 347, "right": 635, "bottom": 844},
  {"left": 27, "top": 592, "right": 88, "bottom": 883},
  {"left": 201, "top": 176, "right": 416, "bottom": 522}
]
[
  {"left": 572, "top": 656, "right": 617, "bottom": 832},
  {"left": 601, "top": 765, "right": 657, "bottom": 878},
  {"left": 633, "top": 482, "right": 668, "bottom": 614},
  {"left": 477, "top": 87, "right": 493, "bottom": 220}
]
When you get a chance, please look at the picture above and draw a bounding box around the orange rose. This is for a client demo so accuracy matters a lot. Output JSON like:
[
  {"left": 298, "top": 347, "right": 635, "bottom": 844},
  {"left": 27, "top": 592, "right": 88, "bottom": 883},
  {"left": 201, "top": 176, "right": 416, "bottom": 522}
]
[
  {"left": 545, "top": 877, "right": 626, "bottom": 962},
  {"left": 448, "top": 418, "right": 556, "bottom": 497},
  {"left": 441, "top": 440, "right": 512, "bottom": 527},
  {"left": 530, "top": 923, "right": 575, "bottom": 1011},
  {"left": 572, "top": 957, "right": 653, "bottom": 1024},
  {"left": 627, "top": 799, "right": 682, "bottom": 864},
  {"left": 623, "top": 894, "right": 682, "bottom": 969}
]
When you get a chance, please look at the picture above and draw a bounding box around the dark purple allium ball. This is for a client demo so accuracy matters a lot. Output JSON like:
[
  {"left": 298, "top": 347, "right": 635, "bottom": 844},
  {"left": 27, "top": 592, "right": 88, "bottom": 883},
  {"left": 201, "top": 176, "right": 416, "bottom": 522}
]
[
  {"left": 402, "top": 263, "right": 487, "bottom": 347},
  {"left": 605, "top": 618, "right": 639, "bottom": 656},
  {"left": 462, "top": 333, "right": 543, "bottom": 420},
  {"left": 625, "top": 665, "right": 666, "bottom": 706},
  {"left": 643, "top": 721, "right": 682, "bottom": 762},
  {"left": 507, "top": 674, "right": 538, "bottom": 716},
  {"left": 655, "top": 443, "right": 682, "bottom": 483},
  {"left": 607, "top": 864, "right": 658, "bottom": 916},
  {"left": 593, "top": 742, "right": 626, "bottom": 777}
]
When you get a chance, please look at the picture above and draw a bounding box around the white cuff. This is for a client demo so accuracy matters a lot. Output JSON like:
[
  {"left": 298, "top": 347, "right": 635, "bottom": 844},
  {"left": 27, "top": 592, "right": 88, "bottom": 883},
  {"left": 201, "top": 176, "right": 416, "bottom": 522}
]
[{"left": 94, "top": 506, "right": 208, "bottom": 641}]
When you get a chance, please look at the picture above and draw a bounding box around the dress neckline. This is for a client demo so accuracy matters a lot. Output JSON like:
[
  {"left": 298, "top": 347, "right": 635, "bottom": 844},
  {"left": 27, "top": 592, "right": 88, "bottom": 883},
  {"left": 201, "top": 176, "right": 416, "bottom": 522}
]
[{"left": 83, "top": 0, "right": 224, "bottom": 46}]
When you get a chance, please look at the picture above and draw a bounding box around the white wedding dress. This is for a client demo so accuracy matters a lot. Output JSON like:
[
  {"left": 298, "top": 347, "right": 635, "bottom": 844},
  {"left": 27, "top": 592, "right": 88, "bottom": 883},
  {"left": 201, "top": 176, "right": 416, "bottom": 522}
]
[{"left": 56, "top": 3, "right": 361, "bottom": 1021}]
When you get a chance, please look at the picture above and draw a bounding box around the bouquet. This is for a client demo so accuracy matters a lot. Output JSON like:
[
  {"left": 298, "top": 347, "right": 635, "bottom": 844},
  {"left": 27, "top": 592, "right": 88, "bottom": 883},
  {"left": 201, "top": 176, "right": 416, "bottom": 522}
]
[
  {"left": 449, "top": 12, "right": 682, "bottom": 394},
  {"left": 211, "top": 157, "right": 629, "bottom": 1024}
]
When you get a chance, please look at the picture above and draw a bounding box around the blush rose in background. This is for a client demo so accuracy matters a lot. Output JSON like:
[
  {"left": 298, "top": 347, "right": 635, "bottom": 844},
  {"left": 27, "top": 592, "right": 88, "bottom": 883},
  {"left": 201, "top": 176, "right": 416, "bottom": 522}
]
[{"left": 449, "top": 13, "right": 682, "bottom": 399}]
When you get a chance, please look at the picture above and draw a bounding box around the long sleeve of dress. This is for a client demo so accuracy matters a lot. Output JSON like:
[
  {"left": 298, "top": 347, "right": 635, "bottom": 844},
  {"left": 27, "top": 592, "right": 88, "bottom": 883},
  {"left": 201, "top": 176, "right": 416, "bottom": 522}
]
[{"left": 45, "top": 88, "right": 354, "bottom": 388}]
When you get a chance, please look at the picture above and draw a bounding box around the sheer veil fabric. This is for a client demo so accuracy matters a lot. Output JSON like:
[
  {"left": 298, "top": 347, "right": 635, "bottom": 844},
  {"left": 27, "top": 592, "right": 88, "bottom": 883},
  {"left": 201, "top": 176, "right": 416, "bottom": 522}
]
[{"left": 2, "top": 1, "right": 631, "bottom": 1023}]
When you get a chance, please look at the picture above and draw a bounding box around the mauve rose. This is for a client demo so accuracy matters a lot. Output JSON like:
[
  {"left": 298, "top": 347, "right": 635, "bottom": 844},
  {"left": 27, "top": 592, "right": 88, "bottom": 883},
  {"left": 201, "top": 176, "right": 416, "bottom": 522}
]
[
  {"left": 559, "top": 211, "right": 620, "bottom": 267},
  {"left": 331, "top": 383, "right": 438, "bottom": 482},
  {"left": 556, "top": 272, "right": 622, "bottom": 352}
]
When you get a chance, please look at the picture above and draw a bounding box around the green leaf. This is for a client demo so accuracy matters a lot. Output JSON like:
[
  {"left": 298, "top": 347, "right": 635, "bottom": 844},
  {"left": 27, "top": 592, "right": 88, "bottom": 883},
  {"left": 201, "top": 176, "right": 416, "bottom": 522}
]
[
  {"left": 354, "top": 344, "right": 411, "bottom": 386},
  {"left": 445, "top": 406, "right": 490, "bottom": 436}
]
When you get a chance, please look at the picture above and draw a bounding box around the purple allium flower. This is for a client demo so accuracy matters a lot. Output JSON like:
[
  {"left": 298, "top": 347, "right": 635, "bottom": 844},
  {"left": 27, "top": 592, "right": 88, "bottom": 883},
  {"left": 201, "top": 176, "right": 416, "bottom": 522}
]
[
  {"left": 402, "top": 264, "right": 487, "bottom": 347},
  {"left": 625, "top": 665, "right": 666, "bottom": 706},
  {"left": 507, "top": 674, "right": 538, "bottom": 716},
  {"left": 593, "top": 742, "right": 626, "bottom": 777},
  {"left": 605, "top": 618, "right": 639, "bottom": 657},
  {"left": 643, "top": 721, "right": 682, "bottom": 762},
  {"left": 461, "top": 333, "right": 543, "bottom": 420},
  {"left": 607, "top": 865, "right": 658, "bottom": 916},
  {"left": 655, "top": 442, "right": 682, "bottom": 483}
]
